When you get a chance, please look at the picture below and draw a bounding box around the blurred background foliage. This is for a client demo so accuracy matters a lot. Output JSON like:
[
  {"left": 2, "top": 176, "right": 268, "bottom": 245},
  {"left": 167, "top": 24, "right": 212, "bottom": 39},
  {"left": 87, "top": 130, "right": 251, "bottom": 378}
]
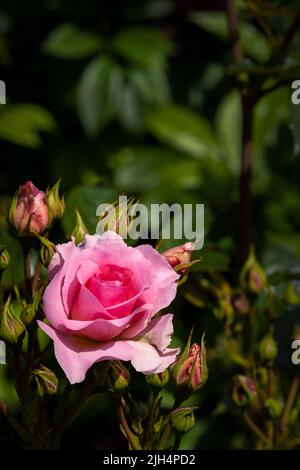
[{"left": 1, "top": 0, "right": 300, "bottom": 450}]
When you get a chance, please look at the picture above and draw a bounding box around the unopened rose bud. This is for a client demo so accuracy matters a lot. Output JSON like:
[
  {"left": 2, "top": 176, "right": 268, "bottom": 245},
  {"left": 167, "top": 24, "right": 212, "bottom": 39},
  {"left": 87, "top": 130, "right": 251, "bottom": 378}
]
[
  {"left": 259, "top": 333, "right": 277, "bottom": 363},
  {"left": 9, "top": 181, "right": 49, "bottom": 235},
  {"left": 170, "top": 332, "right": 208, "bottom": 394},
  {"left": 170, "top": 406, "right": 197, "bottom": 433},
  {"left": 46, "top": 179, "right": 65, "bottom": 224},
  {"left": 146, "top": 370, "right": 169, "bottom": 389},
  {"left": 0, "top": 247, "right": 10, "bottom": 270},
  {"left": 240, "top": 248, "right": 267, "bottom": 294},
  {"left": 233, "top": 375, "right": 257, "bottom": 407},
  {"left": 31, "top": 365, "right": 58, "bottom": 398},
  {"left": 234, "top": 292, "right": 251, "bottom": 316},
  {"left": 97, "top": 196, "right": 136, "bottom": 238},
  {"left": 162, "top": 243, "right": 195, "bottom": 276},
  {"left": 264, "top": 398, "right": 283, "bottom": 420},
  {"left": 0, "top": 296, "right": 26, "bottom": 343},
  {"left": 40, "top": 244, "right": 53, "bottom": 265},
  {"left": 105, "top": 360, "right": 130, "bottom": 392},
  {"left": 256, "top": 367, "right": 268, "bottom": 387},
  {"left": 21, "top": 290, "right": 42, "bottom": 326},
  {"left": 71, "top": 210, "right": 88, "bottom": 245}
]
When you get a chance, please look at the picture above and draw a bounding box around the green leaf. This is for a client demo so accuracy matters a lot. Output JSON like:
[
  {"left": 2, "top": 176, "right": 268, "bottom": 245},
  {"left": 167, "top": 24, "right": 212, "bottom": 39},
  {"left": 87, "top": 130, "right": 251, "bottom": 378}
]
[
  {"left": 146, "top": 104, "right": 219, "bottom": 159},
  {"left": 190, "top": 13, "right": 271, "bottom": 63},
  {"left": 77, "top": 56, "right": 123, "bottom": 136},
  {"left": 215, "top": 90, "right": 241, "bottom": 174},
  {"left": 62, "top": 185, "right": 118, "bottom": 235},
  {"left": 111, "top": 26, "right": 174, "bottom": 69},
  {"left": 192, "top": 250, "right": 231, "bottom": 271},
  {"left": 110, "top": 146, "right": 201, "bottom": 192},
  {"left": 0, "top": 104, "right": 55, "bottom": 147},
  {"left": 43, "top": 23, "right": 101, "bottom": 59},
  {"left": 0, "top": 229, "right": 24, "bottom": 289}
]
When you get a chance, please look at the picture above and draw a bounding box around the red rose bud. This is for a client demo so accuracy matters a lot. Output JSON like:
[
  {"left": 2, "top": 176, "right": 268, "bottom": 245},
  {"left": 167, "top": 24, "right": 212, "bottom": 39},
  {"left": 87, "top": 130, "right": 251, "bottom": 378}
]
[
  {"left": 170, "top": 332, "right": 208, "bottom": 393},
  {"left": 71, "top": 209, "right": 88, "bottom": 245},
  {"left": 0, "top": 246, "right": 10, "bottom": 270},
  {"left": 170, "top": 406, "right": 197, "bottom": 433},
  {"left": 146, "top": 370, "right": 169, "bottom": 389},
  {"left": 31, "top": 365, "right": 58, "bottom": 398},
  {"left": 46, "top": 179, "right": 65, "bottom": 224},
  {"left": 0, "top": 296, "right": 26, "bottom": 344},
  {"left": 105, "top": 360, "right": 130, "bottom": 392},
  {"left": 233, "top": 375, "right": 257, "bottom": 407},
  {"left": 240, "top": 247, "right": 267, "bottom": 294},
  {"left": 162, "top": 243, "right": 195, "bottom": 276},
  {"left": 259, "top": 333, "right": 277, "bottom": 363},
  {"left": 9, "top": 181, "right": 49, "bottom": 235}
]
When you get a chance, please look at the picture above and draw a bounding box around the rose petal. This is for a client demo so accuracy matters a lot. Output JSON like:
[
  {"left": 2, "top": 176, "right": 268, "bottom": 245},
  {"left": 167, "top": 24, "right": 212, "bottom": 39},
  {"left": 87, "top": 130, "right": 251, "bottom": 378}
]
[
  {"left": 138, "top": 313, "right": 175, "bottom": 351},
  {"left": 37, "top": 319, "right": 179, "bottom": 384}
]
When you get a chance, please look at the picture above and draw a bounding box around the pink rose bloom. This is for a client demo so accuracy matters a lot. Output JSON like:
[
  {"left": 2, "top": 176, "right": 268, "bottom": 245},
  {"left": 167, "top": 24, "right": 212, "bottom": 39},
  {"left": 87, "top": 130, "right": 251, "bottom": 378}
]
[
  {"left": 38, "top": 232, "right": 180, "bottom": 384},
  {"left": 13, "top": 181, "right": 49, "bottom": 234}
]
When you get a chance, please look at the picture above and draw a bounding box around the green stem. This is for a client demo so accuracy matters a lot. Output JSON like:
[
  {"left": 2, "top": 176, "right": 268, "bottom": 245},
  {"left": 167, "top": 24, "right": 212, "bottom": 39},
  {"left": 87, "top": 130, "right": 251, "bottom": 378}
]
[
  {"left": 117, "top": 397, "right": 143, "bottom": 450},
  {"left": 281, "top": 375, "right": 300, "bottom": 433},
  {"left": 243, "top": 411, "right": 270, "bottom": 447}
]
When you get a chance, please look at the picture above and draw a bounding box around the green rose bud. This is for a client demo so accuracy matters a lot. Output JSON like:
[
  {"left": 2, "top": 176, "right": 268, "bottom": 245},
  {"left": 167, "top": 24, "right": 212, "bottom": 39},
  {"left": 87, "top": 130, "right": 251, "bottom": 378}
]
[
  {"left": 21, "top": 290, "right": 42, "bottom": 326},
  {"left": 71, "top": 210, "right": 88, "bottom": 245},
  {"left": 240, "top": 247, "right": 267, "bottom": 294},
  {"left": 146, "top": 370, "right": 169, "bottom": 389},
  {"left": 31, "top": 365, "right": 58, "bottom": 398},
  {"left": 46, "top": 179, "right": 65, "bottom": 224},
  {"left": 105, "top": 360, "right": 130, "bottom": 393},
  {"left": 170, "top": 407, "right": 197, "bottom": 433},
  {"left": 259, "top": 333, "right": 277, "bottom": 363},
  {"left": 264, "top": 398, "right": 283, "bottom": 420},
  {"left": 0, "top": 247, "right": 10, "bottom": 270},
  {"left": 0, "top": 296, "right": 26, "bottom": 344}
]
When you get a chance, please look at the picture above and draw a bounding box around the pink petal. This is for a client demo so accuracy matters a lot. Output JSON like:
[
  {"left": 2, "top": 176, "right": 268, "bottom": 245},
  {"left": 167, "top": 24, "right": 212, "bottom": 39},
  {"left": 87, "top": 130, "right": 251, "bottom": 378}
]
[
  {"left": 37, "top": 321, "right": 133, "bottom": 385},
  {"left": 138, "top": 313, "right": 175, "bottom": 351}
]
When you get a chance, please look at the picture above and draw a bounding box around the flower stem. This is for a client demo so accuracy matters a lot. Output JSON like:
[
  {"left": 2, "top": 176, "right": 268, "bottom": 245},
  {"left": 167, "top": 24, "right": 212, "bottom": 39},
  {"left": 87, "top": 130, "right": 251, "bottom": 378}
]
[{"left": 281, "top": 375, "right": 300, "bottom": 433}]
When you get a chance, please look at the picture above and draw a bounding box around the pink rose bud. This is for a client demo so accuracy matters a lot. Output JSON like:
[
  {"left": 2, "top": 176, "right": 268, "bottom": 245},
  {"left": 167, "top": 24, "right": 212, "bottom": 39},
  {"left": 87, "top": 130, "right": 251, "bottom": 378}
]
[
  {"left": 170, "top": 332, "right": 208, "bottom": 394},
  {"left": 162, "top": 243, "right": 195, "bottom": 276},
  {"left": 240, "top": 247, "right": 267, "bottom": 294},
  {"left": 9, "top": 181, "right": 49, "bottom": 235},
  {"left": 232, "top": 375, "right": 257, "bottom": 407}
]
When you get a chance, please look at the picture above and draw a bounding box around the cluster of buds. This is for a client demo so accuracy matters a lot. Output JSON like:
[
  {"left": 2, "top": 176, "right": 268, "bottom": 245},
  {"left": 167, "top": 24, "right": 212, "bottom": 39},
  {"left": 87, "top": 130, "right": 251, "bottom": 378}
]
[
  {"left": 170, "top": 331, "right": 208, "bottom": 399},
  {"left": 9, "top": 180, "right": 64, "bottom": 236},
  {"left": 0, "top": 290, "right": 42, "bottom": 343}
]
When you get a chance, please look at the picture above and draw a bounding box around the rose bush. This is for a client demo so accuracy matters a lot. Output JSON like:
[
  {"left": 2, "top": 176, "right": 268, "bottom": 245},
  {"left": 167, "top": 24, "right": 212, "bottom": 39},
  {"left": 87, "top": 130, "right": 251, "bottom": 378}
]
[{"left": 38, "top": 231, "right": 180, "bottom": 384}]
